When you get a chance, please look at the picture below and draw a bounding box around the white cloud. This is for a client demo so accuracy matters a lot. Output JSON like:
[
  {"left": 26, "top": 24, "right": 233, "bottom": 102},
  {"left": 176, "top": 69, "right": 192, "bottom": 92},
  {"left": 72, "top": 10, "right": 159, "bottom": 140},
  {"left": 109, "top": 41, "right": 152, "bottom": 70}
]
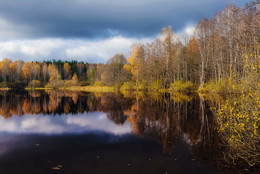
[
  {"left": 184, "top": 26, "right": 195, "bottom": 36},
  {"left": 20, "top": 39, "right": 64, "bottom": 57},
  {"left": 175, "top": 24, "right": 196, "bottom": 45},
  {"left": 0, "top": 36, "right": 153, "bottom": 63},
  {"left": 176, "top": 24, "right": 196, "bottom": 36}
]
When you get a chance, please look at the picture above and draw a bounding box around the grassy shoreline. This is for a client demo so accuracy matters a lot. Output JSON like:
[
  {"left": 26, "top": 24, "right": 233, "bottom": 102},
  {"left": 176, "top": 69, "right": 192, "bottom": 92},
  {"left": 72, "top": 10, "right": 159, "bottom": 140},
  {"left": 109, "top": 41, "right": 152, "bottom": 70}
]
[{"left": 22, "top": 78, "right": 258, "bottom": 95}]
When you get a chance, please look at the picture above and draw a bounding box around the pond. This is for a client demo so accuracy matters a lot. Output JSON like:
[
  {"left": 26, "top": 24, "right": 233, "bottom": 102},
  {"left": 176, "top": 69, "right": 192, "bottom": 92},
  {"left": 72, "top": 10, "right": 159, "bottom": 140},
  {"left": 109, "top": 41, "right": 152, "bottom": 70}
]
[{"left": 0, "top": 90, "right": 257, "bottom": 174}]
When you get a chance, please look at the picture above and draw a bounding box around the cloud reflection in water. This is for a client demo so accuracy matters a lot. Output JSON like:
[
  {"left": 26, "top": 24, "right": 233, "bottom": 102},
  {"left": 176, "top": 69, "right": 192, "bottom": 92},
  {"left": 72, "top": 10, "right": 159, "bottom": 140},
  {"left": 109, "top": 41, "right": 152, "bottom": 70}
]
[{"left": 0, "top": 112, "right": 131, "bottom": 135}]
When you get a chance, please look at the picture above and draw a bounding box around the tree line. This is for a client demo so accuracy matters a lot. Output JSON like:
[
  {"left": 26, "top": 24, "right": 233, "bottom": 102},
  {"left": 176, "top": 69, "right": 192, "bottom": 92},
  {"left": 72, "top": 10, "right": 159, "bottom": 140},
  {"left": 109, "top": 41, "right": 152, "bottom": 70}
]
[
  {"left": 94, "top": 2, "right": 259, "bottom": 92},
  {"left": 0, "top": 2, "right": 259, "bottom": 91},
  {"left": 0, "top": 59, "right": 101, "bottom": 88}
]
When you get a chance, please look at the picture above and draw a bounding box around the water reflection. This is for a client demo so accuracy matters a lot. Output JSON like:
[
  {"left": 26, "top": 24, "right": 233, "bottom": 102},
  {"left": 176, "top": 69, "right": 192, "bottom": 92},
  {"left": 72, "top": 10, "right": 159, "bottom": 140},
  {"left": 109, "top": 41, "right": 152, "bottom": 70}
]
[
  {"left": 0, "top": 90, "right": 133, "bottom": 119},
  {"left": 125, "top": 93, "right": 218, "bottom": 159},
  {"left": 0, "top": 90, "right": 225, "bottom": 173},
  {"left": 0, "top": 91, "right": 217, "bottom": 155},
  {"left": 0, "top": 112, "right": 131, "bottom": 135}
]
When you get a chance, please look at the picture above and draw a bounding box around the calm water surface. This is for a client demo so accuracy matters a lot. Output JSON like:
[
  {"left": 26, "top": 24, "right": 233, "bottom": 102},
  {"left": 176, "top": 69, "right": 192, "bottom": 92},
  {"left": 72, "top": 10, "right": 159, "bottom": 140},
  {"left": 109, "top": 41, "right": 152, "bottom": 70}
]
[{"left": 0, "top": 90, "right": 230, "bottom": 173}]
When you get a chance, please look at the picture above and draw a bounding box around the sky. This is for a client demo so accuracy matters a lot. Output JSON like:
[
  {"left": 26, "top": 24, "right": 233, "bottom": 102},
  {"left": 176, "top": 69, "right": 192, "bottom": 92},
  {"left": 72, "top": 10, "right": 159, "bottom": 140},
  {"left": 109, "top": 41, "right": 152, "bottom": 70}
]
[{"left": 0, "top": 0, "right": 245, "bottom": 63}]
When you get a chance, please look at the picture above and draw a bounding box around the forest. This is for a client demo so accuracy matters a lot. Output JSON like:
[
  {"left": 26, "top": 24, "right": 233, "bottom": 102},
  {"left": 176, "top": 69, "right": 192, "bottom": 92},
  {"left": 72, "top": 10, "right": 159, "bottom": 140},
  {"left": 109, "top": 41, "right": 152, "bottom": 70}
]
[{"left": 0, "top": 2, "right": 259, "bottom": 94}]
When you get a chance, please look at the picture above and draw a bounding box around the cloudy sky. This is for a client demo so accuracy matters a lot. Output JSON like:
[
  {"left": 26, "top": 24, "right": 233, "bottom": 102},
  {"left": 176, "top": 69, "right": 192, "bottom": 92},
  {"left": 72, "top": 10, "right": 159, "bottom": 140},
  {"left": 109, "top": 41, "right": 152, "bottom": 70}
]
[{"left": 0, "top": 0, "right": 244, "bottom": 63}]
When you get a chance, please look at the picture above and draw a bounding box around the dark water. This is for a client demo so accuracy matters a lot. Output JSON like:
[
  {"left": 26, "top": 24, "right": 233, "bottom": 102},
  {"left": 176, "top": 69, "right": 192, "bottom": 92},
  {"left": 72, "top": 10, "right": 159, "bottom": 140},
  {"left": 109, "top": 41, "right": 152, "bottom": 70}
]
[{"left": 0, "top": 90, "right": 224, "bottom": 174}]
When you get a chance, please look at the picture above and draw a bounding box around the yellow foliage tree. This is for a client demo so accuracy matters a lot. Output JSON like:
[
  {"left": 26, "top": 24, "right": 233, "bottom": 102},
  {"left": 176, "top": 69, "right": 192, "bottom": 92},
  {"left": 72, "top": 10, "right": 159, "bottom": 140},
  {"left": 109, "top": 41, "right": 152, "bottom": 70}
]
[{"left": 124, "top": 43, "right": 145, "bottom": 85}]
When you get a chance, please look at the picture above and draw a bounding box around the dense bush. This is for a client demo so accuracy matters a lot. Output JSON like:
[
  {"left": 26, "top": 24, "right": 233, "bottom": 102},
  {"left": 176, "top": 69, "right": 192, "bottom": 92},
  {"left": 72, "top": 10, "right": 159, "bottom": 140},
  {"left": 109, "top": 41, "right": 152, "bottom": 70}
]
[
  {"left": 214, "top": 62, "right": 260, "bottom": 169},
  {"left": 0, "top": 81, "right": 26, "bottom": 88},
  {"left": 170, "top": 80, "right": 197, "bottom": 92},
  {"left": 45, "top": 80, "right": 65, "bottom": 88},
  {"left": 198, "top": 78, "right": 239, "bottom": 94},
  {"left": 79, "top": 81, "right": 91, "bottom": 86},
  {"left": 147, "top": 80, "right": 163, "bottom": 91},
  {"left": 64, "top": 80, "right": 78, "bottom": 87},
  {"left": 120, "top": 82, "right": 135, "bottom": 91},
  {"left": 94, "top": 81, "right": 102, "bottom": 86},
  {"left": 216, "top": 91, "right": 260, "bottom": 168},
  {"left": 28, "top": 80, "right": 42, "bottom": 88}
]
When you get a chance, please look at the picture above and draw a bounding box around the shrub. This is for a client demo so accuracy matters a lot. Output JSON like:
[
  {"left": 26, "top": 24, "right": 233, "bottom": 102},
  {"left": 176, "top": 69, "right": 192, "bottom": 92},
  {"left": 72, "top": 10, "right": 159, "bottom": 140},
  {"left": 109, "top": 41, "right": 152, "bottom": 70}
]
[
  {"left": 170, "top": 80, "right": 197, "bottom": 92},
  {"left": 198, "top": 78, "right": 237, "bottom": 94},
  {"left": 55, "top": 80, "right": 65, "bottom": 87},
  {"left": 79, "top": 81, "right": 91, "bottom": 86},
  {"left": 135, "top": 80, "right": 146, "bottom": 91},
  {"left": 94, "top": 81, "right": 102, "bottom": 86},
  {"left": 216, "top": 91, "right": 260, "bottom": 168},
  {"left": 64, "top": 79, "right": 79, "bottom": 87},
  {"left": 0, "top": 81, "right": 26, "bottom": 88},
  {"left": 0, "top": 82, "right": 7, "bottom": 88},
  {"left": 12, "top": 80, "right": 27, "bottom": 88},
  {"left": 120, "top": 82, "right": 135, "bottom": 91},
  {"left": 120, "top": 81, "right": 147, "bottom": 91},
  {"left": 147, "top": 80, "right": 163, "bottom": 91},
  {"left": 28, "top": 80, "right": 42, "bottom": 88},
  {"left": 46, "top": 80, "right": 65, "bottom": 88}
]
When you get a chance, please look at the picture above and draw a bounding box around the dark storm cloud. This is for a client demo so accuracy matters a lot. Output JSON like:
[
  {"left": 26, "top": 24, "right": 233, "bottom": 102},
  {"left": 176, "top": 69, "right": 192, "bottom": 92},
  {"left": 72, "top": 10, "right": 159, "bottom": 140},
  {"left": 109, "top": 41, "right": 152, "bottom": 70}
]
[{"left": 0, "top": 0, "right": 244, "bottom": 39}]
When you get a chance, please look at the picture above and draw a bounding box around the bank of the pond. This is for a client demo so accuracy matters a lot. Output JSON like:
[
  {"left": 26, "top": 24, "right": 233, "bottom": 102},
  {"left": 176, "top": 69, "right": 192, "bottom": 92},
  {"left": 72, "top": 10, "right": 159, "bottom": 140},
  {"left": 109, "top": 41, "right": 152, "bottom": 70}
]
[
  {"left": 25, "top": 87, "right": 53, "bottom": 90},
  {"left": 59, "top": 86, "right": 116, "bottom": 92},
  {"left": 25, "top": 86, "right": 116, "bottom": 92},
  {"left": 0, "top": 87, "right": 11, "bottom": 90},
  {"left": 24, "top": 79, "right": 257, "bottom": 95}
]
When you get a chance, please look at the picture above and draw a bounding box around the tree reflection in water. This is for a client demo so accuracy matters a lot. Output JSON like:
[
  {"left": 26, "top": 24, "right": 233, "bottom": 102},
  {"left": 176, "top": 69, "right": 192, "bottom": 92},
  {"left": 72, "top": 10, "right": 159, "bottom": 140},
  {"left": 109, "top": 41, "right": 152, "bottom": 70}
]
[
  {"left": 0, "top": 91, "right": 217, "bottom": 156},
  {"left": 0, "top": 90, "right": 256, "bottom": 172}
]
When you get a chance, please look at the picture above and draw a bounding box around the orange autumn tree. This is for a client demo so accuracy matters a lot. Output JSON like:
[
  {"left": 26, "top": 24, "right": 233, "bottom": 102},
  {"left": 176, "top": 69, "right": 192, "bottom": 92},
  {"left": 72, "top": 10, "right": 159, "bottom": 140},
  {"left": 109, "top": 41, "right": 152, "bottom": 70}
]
[
  {"left": 63, "top": 62, "right": 71, "bottom": 79},
  {"left": 21, "top": 62, "right": 32, "bottom": 81},
  {"left": 71, "top": 73, "right": 79, "bottom": 86}
]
